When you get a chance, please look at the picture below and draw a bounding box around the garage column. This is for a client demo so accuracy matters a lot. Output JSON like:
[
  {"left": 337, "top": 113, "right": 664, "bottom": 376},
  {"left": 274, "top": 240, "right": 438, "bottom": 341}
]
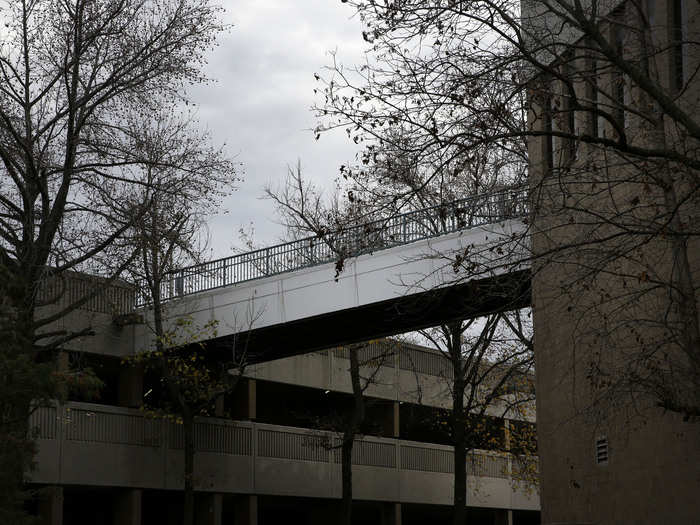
[
  {"left": 196, "top": 493, "right": 222, "bottom": 525},
  {"left": 233, "top": 495, "right": 257, "bottom": 525},
  {"left": 381, "top": 401, "right": 399, "bottom": 438},
  {"left": 113, "top": 489, "right": 141, "bottom": 525},
  {"left": 494, "top": 509, "right": 513, "bottom": 525},
  {"left": 38, "top": 486, "right": 63, "bottom": 525},
  {"left": 232, "top": 378, "right": 256, "bottom": 421},
  {"left": 117, "top": 364, "right": 143, "bottom": 408},
  {"left": 380, "top": 502, "right": 401, "bottom": 525}
]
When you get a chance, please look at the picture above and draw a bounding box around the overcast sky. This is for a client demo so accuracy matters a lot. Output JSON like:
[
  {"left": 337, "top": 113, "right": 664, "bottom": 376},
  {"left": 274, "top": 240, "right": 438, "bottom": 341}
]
[{"left": 188, "top": 1, "right": 367, "bottom": 257}]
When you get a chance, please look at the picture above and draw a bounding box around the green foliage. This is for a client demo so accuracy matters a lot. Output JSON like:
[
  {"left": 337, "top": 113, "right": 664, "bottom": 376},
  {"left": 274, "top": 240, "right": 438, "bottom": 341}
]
[
  {"left": 61, "top": 362, "right": 106, "bottom": 402},
  {"left": 124, "top": 317, "right": 238, "bottom": 418},
  {"left": 0, "top": 325, "right": 52, "bottom": 524}
]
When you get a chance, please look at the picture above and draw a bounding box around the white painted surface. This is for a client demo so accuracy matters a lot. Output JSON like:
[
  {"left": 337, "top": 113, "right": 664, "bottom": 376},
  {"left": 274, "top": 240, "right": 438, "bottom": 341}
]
[{"left": 134, "top": 219, "right": 529, "bottom": 350}]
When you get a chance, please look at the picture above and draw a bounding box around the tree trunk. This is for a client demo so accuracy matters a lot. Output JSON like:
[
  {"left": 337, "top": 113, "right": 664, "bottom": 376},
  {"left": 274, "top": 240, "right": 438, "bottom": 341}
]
[
  {"left": 340, "top": 429, "right": 354, "bottom": 525},
  {"left": 183, "top": 408, "right": 195, "bottom": 525},
  {"left": 449, "top": 322, "right": 467, "bottom": 525},
  {"left": 452, "top": 396, "right": 467, "bottom": 525},
  {"left": 1, "top": 293, "right": 48, "bottom": 524},
  {"left": 339, "top": 346, "right": 366, "bottom": 525}
]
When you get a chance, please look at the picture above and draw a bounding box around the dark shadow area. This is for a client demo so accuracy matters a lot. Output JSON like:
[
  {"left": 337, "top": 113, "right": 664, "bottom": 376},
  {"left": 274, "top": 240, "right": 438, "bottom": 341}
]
[
  {"left": 255, "top": 380, "right": 397, "bottom": 437},
  {"left": 513, "top": 509, "right": 541, "bottom": 525},
  {"left": 63, "top": 486, "right": 114, "bottom": 525},
  {"left": 258, "top": 496, "right": 392, "bottom": 525},
  {"left": 400, "top": 402, "right": 506, "bottom": 449}
]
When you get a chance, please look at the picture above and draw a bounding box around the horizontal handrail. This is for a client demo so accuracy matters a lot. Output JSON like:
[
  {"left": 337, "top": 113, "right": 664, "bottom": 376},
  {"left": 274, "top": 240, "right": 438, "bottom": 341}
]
[{"left": 136, "top": 186, "right": 529, "bottom": 306}]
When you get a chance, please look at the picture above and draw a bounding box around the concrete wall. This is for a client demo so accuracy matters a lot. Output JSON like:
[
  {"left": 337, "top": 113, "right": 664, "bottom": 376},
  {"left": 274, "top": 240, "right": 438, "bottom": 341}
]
[
  {"left": 249, "top": 345, "right": 535, "bottom": 421},
  {"left": 34, "top": 272, "right": 136, "bottom": 356},
  {"left": 28, "top": 402, "right": 539, "bottom": 512}
]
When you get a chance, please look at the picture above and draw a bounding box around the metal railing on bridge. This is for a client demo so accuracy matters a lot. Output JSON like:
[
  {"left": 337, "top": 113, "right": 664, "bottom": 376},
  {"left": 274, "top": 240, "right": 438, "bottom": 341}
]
[{"left": 136, "top": 186, "right": 528, "bottom": 306}]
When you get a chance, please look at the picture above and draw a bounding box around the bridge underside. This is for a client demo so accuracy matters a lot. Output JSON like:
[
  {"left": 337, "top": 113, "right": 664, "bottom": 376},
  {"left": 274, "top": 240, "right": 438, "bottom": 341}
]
[{"left": 210, "top": 269, "right": 531, "bottom": 363}]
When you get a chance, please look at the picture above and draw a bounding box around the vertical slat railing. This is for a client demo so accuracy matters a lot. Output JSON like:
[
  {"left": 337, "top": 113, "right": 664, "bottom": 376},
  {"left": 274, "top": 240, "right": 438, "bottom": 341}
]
[
  {"left": 30, "top": 402, "right": 535, "bottom": 489},
  {"left": 136, "top": 186, "right": 528, "bottom": 306}
]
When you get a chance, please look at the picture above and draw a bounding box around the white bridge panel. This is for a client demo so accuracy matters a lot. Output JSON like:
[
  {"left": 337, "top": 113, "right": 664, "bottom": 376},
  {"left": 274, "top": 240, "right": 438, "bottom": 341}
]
[{"left": 134, "top": 219, "right": 528, "bottom": 350}]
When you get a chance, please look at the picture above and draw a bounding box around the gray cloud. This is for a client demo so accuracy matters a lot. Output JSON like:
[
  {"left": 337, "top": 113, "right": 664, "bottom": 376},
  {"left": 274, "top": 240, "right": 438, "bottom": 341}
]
[{"left": 188, "top": 0, "right": 367, "bottom": 256}]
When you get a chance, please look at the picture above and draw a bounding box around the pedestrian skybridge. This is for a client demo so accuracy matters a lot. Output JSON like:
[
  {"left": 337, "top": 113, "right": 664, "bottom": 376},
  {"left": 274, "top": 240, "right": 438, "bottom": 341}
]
[{"left": 135, "top": 187, "right": 531, "bottom": 361}]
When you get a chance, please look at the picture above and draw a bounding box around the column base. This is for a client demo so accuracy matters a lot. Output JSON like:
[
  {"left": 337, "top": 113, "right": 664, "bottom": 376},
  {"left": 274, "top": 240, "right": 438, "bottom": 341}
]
[
  {"left": 233, "top": 494, "right": 257, "bottom": 525},
  {"left": 38, "top": 485, "right": 63, "bottom": 525},
  {"left": 380, "top": 502, "right": 401, "bottom": 525},
  {"left": 114, "top": 488, "right": 141, "bottom": 525}
]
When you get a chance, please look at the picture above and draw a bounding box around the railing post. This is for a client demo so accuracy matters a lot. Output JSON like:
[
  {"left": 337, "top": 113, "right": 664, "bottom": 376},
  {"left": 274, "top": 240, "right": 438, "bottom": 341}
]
[
  {"left": 222, "top": 260, "right": 227, "bottom": 287},
  {"left": 395, "top": 441, "right": 401, "bottom": 475},
  {"left": 308, "top": 239, "right": 315, "bottom": 265},
  {"left": 175, "top": 271, "right": 184, "bottom": 297},
  {"left": 264, "top": 248, "right": 270, "bottom": 276},
  {"left": 161, "top": 416, "right": 168, "bottom": 488},
  {"left": 252, "top": 422, "right": 258, "bottom": 491},
  {"left": 58, "top": 402, "right": 65, "bottom": 484}
]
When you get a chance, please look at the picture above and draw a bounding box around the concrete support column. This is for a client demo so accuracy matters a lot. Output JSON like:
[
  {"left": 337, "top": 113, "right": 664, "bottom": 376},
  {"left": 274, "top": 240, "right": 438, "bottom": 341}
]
[
  {"left": 196, "top": 493, "right": 222, "bottom": 525},
  {"left": 504, "top": 419, "right": 511, "bottom": 449},
  {"left": 38, "top": 486, "right": 63, "bottom": 525},
  {"left": 233, "top": 379, "right": 256, "bottom": 421},
  {"left": 382, "top": 401, "right": 400, "bottom": 438},
  {"left": 214, "top": 395, "right": 225, "bottom": 417},
  {"left": 494, "top": 509, "right": 513, "bottom": 525},
  {"left": 504, "top": 419, "right": 513, "bottom": 479},
  {"left": 233, "top": 495, "right": 257, "bottom": 525},
  {"left": 380, "top": 502, "right": 401, "bottom": 525},
  {"left": 56, "top": 352, "right": 70, "bottom": 399},
  {"left": 117, "top": 364, "right": 143, "bottom": 408},
  {"left": 113, "top": 488, "right": 141, "bottom": 525}
]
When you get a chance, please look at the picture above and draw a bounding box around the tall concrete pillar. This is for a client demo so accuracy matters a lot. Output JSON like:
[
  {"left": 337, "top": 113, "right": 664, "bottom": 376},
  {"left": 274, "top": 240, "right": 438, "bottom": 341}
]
[
  {"left": 196, "top": 493, "right": 222, "bottom": 525},
  {"left": 38, "top": 486, "right": 63, "bottom": 525},
  {"left": 494, "top": 509, "right": 513, "bottom": 525},
  {"left": 56, "top": 351, "right": 70, "bottom": 399},
  {"left": 233, "top": 495, "right": 257, "bottom": 525},
  {"left": 113, "top": 488, "right": 141, "bottom": 525},
  {"left": 198, "top": 402, "right": 225, "bottom": 525},
  {"left": 214, "top": 395, "right": 225, "bottom": 417},
  {"left": 233, "top": 379, "right": 256, "bottom": 421},
  {"left": 380, "top": 502, "right": 401, "bottom": 525},
  {"left": 381, "top": 401, "right": 400, "bottom": 438},
  {"left": 117, "top": 364, "right": 143, "bottom": 408},
  {"left": 503, "top": 419, "right": 511, "bottom": 451}
]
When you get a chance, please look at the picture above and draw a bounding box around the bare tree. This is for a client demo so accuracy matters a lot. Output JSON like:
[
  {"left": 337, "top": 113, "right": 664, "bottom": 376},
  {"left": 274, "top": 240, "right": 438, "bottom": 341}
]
[
  {"left": 125, "top": 317, "right": 250, "bottom": 525},
  {"left": 311, "top": 0, "right": 700, "bottom": 423},
  {"left": 268, "top": 164, "right": 536, "bottom": 522},
  {"left": 417, "top": 312, "right": 535, "bottom": 525},
  {"left": 116, "top": 109, "right": 240, "bottom": 525},
  {"left": 290, "top": 340, "right": 397, "bottom": 525},
  {"left": 337, "top": 342, "right": 393, "bottom": 525},
  {"left": 0, "top": 0, "right": 228, "bottom": 518}
]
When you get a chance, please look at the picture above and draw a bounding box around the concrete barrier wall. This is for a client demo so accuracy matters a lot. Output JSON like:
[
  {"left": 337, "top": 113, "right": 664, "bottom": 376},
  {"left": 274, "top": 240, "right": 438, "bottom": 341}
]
[
  {"left": 28, "top": 402, "right": 539, "bottom": 511},
  {"left": 251, "top": 347, "right": 535, "bottom": 422}
]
